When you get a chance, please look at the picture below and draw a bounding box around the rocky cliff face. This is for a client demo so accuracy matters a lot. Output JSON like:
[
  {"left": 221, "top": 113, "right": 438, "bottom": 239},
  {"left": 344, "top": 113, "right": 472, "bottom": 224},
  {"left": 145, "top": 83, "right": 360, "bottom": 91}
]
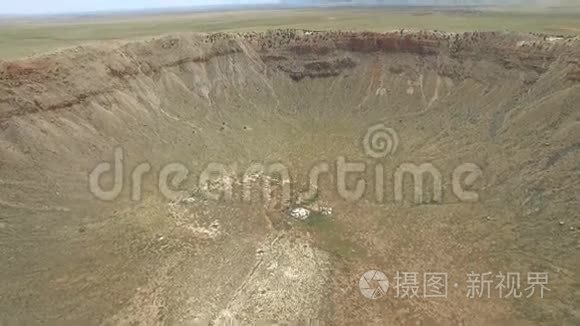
[{"left": 1, "top": 30, "right": 578, "bottom": 121}]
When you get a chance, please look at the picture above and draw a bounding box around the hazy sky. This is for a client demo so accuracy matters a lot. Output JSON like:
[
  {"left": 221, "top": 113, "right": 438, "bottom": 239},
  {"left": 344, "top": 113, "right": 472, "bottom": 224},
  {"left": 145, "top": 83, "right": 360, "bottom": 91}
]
[
  {"left": 0, "top": 0, "right": 563, "bottom": 15},
  {"left": 0, "top": 0, "right": 279, "bottom": 15}
]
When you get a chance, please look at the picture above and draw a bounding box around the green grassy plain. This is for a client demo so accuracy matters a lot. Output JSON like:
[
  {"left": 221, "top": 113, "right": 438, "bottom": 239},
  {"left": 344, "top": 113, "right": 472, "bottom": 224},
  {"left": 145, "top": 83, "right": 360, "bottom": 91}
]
[{"left": 1, "top": 7, "right": 579, "bottom": 59}]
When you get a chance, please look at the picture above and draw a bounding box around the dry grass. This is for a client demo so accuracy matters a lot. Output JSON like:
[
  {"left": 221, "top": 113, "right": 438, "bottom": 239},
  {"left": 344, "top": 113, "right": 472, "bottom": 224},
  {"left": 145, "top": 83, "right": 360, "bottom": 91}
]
[{"left": 1, "top": 7, "right": 580, "bottom": 59}]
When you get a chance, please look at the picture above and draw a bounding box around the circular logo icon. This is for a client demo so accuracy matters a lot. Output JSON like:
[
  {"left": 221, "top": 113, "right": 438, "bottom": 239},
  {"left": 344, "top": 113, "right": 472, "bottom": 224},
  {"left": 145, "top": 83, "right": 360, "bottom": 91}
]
[
  {"left": 363, "top": 123, "right": 399, "bottom": 158},
  {"left": 359, "top": 270, "right": 389, "bottom": 300}
]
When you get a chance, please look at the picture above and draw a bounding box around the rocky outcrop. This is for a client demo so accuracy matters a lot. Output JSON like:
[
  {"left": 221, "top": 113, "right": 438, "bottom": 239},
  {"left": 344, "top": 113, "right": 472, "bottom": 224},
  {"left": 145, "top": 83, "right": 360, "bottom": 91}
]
[{"left": 0, "top": 30, "right": 578, "bottom": 122}]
